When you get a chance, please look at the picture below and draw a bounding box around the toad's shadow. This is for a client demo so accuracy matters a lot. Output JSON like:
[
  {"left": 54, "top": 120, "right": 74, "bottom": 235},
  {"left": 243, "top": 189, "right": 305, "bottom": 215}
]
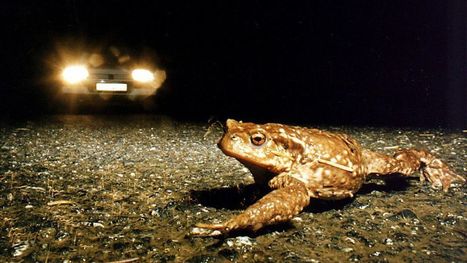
[
  {"left": 190, "top": 184, "right": 267, "bottom": 210},
  {"left": 358, "top": 175, "right": 414, "bottom": 195},
  {"left": 191, "top": 175, "right": 412, "bottom": 213}
]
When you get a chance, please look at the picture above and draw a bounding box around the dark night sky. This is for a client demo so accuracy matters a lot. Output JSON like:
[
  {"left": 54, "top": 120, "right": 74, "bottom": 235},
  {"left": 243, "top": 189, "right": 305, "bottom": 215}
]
[{"left": 1, "top": 1, "right": 466, "bottom": 128}]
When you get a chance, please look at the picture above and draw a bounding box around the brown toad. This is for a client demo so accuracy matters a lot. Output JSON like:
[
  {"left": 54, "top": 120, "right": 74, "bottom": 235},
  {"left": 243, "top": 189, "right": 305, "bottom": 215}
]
[{"left": 194, "top": 119, "right": 465, "bottom": 236}]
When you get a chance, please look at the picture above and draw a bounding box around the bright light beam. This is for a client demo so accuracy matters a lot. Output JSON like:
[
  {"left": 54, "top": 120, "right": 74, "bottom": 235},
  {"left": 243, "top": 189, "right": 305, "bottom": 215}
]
[
  {"left": 62, "top": 65, "right": 89, "bottom": 84},
  {"left": 132, "top": 69, "right": 155, "bottom": 83}
]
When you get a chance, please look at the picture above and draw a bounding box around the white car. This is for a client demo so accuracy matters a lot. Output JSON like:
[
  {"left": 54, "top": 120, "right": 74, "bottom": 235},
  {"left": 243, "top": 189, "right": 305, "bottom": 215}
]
[{"left": 59, "top": 46, "right": 166, "bottom": 100}]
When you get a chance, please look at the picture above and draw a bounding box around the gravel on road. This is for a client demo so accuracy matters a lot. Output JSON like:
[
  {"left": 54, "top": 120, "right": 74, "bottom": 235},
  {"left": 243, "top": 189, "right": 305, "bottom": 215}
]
[{"left": 0, "top": 115, "right": 465, "bottom": 262}]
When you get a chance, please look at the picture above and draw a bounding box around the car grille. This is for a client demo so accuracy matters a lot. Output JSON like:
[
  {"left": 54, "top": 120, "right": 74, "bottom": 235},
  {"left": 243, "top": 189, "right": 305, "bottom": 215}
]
[
  {"left": 91, "top": 73, "right": 130, "bottom": 81},
  {"left": 88, "top": 68, "right": 131, "bottom": 82}
]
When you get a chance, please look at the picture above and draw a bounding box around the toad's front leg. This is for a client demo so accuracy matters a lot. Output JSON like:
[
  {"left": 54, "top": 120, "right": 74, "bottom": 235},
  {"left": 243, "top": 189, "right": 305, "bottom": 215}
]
[{"left": 193, "top": 179, "right": 310, "bottom": 236}]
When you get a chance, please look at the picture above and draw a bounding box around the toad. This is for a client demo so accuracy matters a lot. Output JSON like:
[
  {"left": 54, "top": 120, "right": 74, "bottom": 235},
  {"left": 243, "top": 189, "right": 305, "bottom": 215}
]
[{"left": 193, "top": 119, "right": 465, "bottom": 236}]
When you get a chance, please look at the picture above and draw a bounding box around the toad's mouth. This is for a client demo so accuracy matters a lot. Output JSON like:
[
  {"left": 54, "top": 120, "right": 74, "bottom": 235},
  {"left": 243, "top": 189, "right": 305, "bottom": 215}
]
[
  {"left": 219, "top": 146, "right": 276, "bottom": 185},
  {"left": 217, "top": 144, "right": 283, "bottom": 178},
  {"left": 217, "top": 142, "right": 271, "bottom": 170}
]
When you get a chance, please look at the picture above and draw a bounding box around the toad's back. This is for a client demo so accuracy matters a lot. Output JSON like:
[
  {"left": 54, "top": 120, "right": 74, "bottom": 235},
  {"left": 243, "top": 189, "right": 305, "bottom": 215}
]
[{"left": 261, "top": 124, "right": 367, "bottom": 199}]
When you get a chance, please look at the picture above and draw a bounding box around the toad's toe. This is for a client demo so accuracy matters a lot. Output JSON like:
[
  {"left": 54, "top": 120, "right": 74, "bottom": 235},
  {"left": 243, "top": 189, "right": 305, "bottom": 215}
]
[{"left": 191, "top": 223, "right": 226, "bottom": 237}]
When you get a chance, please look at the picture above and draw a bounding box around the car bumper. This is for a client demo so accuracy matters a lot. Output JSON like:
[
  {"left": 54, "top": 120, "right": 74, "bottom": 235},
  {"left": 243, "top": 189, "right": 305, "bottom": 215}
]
[{"left": 62, "top": 82, "right": 157, "bottom": 96}]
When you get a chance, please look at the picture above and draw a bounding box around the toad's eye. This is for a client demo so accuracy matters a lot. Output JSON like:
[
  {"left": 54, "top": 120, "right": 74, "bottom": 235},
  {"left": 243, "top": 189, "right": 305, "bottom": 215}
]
[{"left": 250, "top": 132, "right": 266, "bottom": 146}]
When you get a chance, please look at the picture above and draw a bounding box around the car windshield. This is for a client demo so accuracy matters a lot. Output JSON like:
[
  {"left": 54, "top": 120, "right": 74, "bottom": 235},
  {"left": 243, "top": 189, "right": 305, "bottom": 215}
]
[{"left": 87, "top": 46, "right": 132, "bottom": 68}]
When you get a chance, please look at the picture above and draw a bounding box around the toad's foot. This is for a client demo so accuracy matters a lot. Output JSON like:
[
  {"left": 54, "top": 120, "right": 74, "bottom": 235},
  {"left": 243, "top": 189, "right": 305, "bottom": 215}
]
[
  {"left": 420, "top": 157, "right": 465, "bottom": 192},
  {"left": 192, "top": 179, "right": 310, "bottom": 236},
  {"left": 191, "top": 221, "right": 246, "bottom": 237},
  {"left": 191, "top": 223, "right": 225, "bottom": 237}
]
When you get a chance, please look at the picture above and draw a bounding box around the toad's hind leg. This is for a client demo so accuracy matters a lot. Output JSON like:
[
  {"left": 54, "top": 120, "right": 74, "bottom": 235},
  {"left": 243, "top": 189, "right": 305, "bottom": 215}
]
[{"left": 363, "top": 148, "right": 465, "bottom": 191}]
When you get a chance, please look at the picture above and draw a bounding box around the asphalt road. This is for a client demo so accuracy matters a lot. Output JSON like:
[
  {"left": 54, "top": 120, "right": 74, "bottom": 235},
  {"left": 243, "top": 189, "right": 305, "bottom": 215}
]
[{"left": 0, "top": 115, "right": 465, "bottom": 262}]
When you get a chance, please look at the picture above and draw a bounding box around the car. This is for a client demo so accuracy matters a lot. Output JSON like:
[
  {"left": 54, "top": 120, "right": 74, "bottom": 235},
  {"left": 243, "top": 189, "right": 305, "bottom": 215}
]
[{"left": 57, "top": 46, "right": 166, "bottom": 101}]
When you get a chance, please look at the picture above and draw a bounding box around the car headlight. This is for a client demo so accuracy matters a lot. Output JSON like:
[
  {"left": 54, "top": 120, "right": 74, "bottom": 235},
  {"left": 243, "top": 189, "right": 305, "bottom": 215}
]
[
  {"left": 132, "top": 69, "right": 155, "bottom": 83},
  {"left": 62, "top": 65, "right": 89, "bottom": 84}
]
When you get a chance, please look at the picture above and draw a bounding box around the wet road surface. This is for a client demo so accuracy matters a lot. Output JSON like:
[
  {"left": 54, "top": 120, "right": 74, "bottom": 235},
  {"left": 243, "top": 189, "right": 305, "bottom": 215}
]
[{"left": 0, "top": 115, "right": 465, "bottom": 262}]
